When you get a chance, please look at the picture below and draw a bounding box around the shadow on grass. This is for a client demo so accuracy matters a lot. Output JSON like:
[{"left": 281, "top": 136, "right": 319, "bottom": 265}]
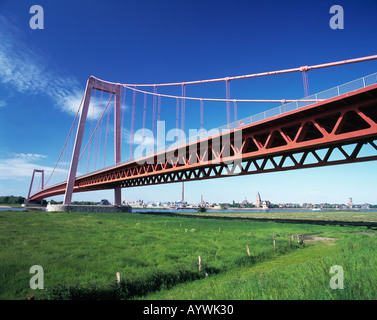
[
  {"left": 138, "top": 211, "right": 377, "bottom": 228},
  {"left": 38, "top": 266, "right": 218, "bottom": 300},
  {"left": 37, "top": 243, "right": 304, "bottom": 300}
]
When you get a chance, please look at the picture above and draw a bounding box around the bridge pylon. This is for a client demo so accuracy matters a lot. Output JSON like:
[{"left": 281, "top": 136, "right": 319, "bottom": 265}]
[
  {"left": 25, "top": 169, "right": 44, "bottom": 206},
  {"left": 64, "top": 76, "right": 122, "bottom": 206}
]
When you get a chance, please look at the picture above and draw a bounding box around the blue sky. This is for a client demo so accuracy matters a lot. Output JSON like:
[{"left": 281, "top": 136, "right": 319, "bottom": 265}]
[{"left": 1, "top": 0, "right": 377, "bottom": 205}]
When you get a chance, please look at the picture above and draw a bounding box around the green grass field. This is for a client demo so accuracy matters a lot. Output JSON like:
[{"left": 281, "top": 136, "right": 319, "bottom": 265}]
[{"left": 0, "top": 210, "right": 376, "bottom": 300}]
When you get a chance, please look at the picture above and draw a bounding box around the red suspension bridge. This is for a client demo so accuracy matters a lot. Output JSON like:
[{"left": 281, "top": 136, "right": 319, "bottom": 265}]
[{"left": 26, "top": 55, "right": 377, "bottom": 206}]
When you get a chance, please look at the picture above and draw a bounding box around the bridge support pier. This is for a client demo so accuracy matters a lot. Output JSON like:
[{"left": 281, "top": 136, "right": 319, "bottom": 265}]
[
  {"left": 114, "top": 189, "right": 122, "bottom": 206},
  {"left": 47, "top": 203, "right": 131, "bottom": 213}
]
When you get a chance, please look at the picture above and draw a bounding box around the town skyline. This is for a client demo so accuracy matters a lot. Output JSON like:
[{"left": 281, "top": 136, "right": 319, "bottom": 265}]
[{"left": 96, "top": 187, "right": 374, "bottom": 210}]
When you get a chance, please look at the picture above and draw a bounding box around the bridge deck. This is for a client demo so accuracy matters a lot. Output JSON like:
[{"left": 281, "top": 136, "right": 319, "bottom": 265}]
[{"left": 29, "top": 83, "right": 377, "bottom": 201}]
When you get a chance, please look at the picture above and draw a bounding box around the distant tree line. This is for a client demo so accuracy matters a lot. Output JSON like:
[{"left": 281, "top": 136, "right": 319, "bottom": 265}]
[
  {"left": 0, "top": 196, "right": 101, "bottom": 206},
  {"left": 0, "top": 196, "right": 26, "bottom": 205},
  {"left": 49, "top": 199, "right": 98, "bottom": 205},
  {"left": 221, "top": 201, "right": 256, "bottom": 209}
]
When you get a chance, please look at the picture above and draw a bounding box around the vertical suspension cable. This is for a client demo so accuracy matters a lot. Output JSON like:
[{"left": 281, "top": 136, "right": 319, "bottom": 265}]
[
  {"left": 157, "top": 95, "right": 161, "bottom": 123},
  {"left": 103, "top": 93, "right": 111, "bottom": 167},
  {"left": 157, "top": 95, "right": 161, "bottom": 149},
  {"left": 303, "top": 71, "right": 307, "bottom": 97},
  {"left": 181, "top": 84, "right": 186, "bottom": 141},
  {"left": 129, "top": 89, "right": 137, "bottom": 159},
  {"left": 176, "top": 97, "right": 179, "bottom": 142},
  {"left": 38, "top": 176, "right": 41, "bottom": 194},
  {"left": 200, "top": 98, "right": 204, "bottom": 130},
  {"left": 93, "top": 102, "right": 103, "bottom": 170},
  {"left": 86, "top": 114, "right": 94, "bottom": 173},
  {"left": 225, "top": 79, "right": 231, "bottom": 127},
  {"left": 301, "top": 67, "right": 310, "bottom": 99},
  {"left": 87, "top": 88, "right": 99, "bottom": 173},
  {"left": 84, "top": 129, "right": 93, "bottom": 172},
  {"left": 142, "top": 92, "right": 147, "bottom": 156},
  {"left": 121, "top": 86, "right": 127, "bottom": 152},
  {"left": 96, "top": 112, "right": 103, "bottom": 169},
  {"left": 152, "top": 85, "right": 157, "bottom": 140},
  {"left": 37, "top": 174, "right": 42, "bottom": 193},
  {"left": 233, "top": 100, "right": 238, "bottom": 126},
  {"left": 93, "top": 119, "right": 98, "bottom": 170},
  {"left": 78, "top": 93, "right": 114, "bottom": 165}
]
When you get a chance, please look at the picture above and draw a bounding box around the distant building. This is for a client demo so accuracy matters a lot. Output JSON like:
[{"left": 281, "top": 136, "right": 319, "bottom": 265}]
[
  {"left": 255, "top": 192, "right": 262, "bottom": 208},
  {"left": 241, "top": 197, "right": 249, "bottom": 206},
  {"left": 255, "top": 192, "right": 270, "bottom": 209},
  {"left": 362, "top": 203, "right": 370, "bottom": 209},
  {"left": 99, "top": 199, "right": 110, "bottom": 205},
  {"left": 262, "top": 200, "right": 271, "bottom": 209},
  {"left": 347, "top": 198, "right": 353, "bottom": 208}
]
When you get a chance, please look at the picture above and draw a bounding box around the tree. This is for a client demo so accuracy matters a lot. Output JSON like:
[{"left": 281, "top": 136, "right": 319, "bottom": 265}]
[{"left": 0, "top": 195, "right": 26, "bottom": 205}]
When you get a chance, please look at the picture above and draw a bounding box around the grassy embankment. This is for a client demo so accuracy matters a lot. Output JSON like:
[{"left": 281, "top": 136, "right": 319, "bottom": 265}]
[{"left": 0, "top": 210, "right": 376, "bottom": 299}]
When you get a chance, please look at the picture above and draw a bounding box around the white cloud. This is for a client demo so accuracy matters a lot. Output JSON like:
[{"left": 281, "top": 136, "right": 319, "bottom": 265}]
[
  {"left": 0, "top": 100, "right": 6, "bottom": 108},
  {"left": 0, "top": 153, "right": 67, "bottom": 181},
  {"left": 61, "top": 91, "right": 104, "bottom": 120},
  {"left": 10, "top": 153, "right": 47, "bottom": 161},
  {"left": 0, "top": 15, "right": 99, "bottom": 120}
]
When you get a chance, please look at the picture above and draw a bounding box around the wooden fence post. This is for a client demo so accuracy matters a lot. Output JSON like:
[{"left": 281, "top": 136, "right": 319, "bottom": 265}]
[{"left": 246, "top": 244, "right": 251, "bottom": 257}]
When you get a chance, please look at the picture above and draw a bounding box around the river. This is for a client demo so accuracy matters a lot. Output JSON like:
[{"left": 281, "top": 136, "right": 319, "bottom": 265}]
[{"left": 1, "top": 207, "right": 377, "bottom": 213}]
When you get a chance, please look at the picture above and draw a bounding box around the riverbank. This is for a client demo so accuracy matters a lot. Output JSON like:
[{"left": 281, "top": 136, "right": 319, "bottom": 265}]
[
  {"left": 0, "top": 204, "right": 23, "bottom": 208},
  {"left": 136, "top": 210, "right": 377, "bottom": 227}
]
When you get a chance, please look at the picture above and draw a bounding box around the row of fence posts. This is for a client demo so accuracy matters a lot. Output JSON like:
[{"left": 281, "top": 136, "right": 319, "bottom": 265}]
[
  {"left": 187, "top": 232, "right": 304, "bottom": 273},
  {"left": 129, "top": 221, "right": 304, "bottom": 275}
]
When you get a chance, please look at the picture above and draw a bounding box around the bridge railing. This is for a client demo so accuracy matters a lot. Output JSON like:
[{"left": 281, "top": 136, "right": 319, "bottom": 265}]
[
  {"left": 215, "top": 71, "right": 377, "bottom": 133},
  {"left": 68, "top": 72, "right": 377, "bottom": 182}
]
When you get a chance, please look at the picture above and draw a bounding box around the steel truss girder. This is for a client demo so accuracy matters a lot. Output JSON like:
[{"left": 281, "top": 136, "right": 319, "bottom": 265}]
[
  {"left": 74, "top": 138, "right": 377, "bottom": 191},
  {"left": 74, "top": 94, "right": 377, "bottom": 191}
]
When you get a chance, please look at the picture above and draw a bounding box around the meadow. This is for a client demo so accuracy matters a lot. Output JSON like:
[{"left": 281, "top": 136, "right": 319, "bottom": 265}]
[{"left": 0, "top": 210, "right": 376, "bottom": 300}]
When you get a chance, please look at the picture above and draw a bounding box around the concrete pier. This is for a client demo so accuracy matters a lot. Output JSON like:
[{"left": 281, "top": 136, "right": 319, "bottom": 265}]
[{"left": 46, "top": 203, "right": 132, "bottom": 213}]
